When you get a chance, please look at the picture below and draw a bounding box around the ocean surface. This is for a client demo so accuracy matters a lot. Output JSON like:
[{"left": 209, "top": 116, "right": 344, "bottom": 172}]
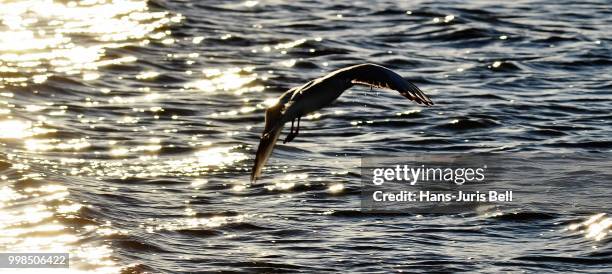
[{"left": 0, "top": 0, "right": 611, "bottom": 273}]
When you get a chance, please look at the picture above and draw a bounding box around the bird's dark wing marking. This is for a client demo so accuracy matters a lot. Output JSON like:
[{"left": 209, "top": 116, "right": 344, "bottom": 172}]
[{"left": 348, "top": 64, "right": 433, "bottom": 105}]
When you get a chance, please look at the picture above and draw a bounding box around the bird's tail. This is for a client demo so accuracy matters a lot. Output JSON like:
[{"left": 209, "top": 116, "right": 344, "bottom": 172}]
[{"left": 251, "top": 104, "right": 284, "bottom": 182}]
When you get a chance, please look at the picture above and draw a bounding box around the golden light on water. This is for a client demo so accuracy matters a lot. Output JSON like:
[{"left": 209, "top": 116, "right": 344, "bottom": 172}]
[
  {"left": 145, "top": 214, "right": 250, "bottom": 232},
  {"left": 191, "top": 179, "right": 208, "bottom": 189},
  {"left": 210, "top": 106, "right": 257, "bottom": 118},
  {"left": 193, "top": 147, "right": 248, "bottom": 167},
  {"left": 568, "top": 213, "right": 611, "bottom": 242},
  {"left": 0, "top": 181, "right": 120, "bottom": 273},
  {"left": 185, "top": 67, "right": 263, "bottom": 94},
  {"left": 46, "top": 145, "right": 248, "bottom": 179},
  {"left": 0, "top": 0, "right": 181, "bottom": 87},
  {"left": 281, "top": 58, "right": 296, "bottom": 67},
  {"left": 243, "top": 1, "right": 259, "bottom": 8},
  {"left": 274, "top": 38, "right": 306, "bottom": 50},
  {"left": 0, "top": 1, "right": 184, "bottom": 272},
  {"left": 328, "top": 183, "right": 344, "bottom": 193},
  {"left": 265, "top": 174, "right": 308, "bottom": 191},
  {"left": 25, "top": 138, "right": 91, "bottom": 151},
  {"left": 0, "top": 120, "right": 32, "bottom": 138},
  {"left": 0, "top": 119, "right": 53, "bottom": 139},
  {"left": 135, "top": 71, "right": 160, "bottom": 80}
]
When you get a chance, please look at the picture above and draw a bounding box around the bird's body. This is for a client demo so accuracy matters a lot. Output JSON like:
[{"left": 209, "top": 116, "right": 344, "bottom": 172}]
[
  {"left": 282, "top": 77, "right": 349, "bottom": 123},
  {"left": 251, "top": 63, "right": 433, "bottom": 181}
]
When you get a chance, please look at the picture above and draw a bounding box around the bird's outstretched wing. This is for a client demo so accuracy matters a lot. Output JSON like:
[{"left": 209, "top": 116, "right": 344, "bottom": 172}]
[
  {"left": 344, "top": 63, "right": 433, "bottom": 105},
  {"left": 251, "top": 103, "right": 284, "bottom": 182}
]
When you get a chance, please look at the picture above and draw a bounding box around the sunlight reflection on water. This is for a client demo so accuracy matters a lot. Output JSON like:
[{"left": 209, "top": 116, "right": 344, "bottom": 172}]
[
  {"left": 0, "top": 119, "right": 54, "bottom": 139},
  {"left": 185, "top": 66, "right": 263, "bottom": 94},
  {"left": 0, "top": 181, "right": 120, "bottom": 273},
  {"left": 0, "top": 0, "right": 181, "bottom": 87},
  {"left": 568, "top": 213, "right": 611, "bottom": 242},
  {"left": 0, "top": 0, "right": 610, "bottom": 272},
  {"left": 0, "top": 0, "right": 183, "bottom": 272}
]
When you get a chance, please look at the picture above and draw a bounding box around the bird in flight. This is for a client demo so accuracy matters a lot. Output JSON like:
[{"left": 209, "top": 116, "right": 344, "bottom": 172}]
[{"left": 251, "top": 63, "right": 433, "bottom": 182}]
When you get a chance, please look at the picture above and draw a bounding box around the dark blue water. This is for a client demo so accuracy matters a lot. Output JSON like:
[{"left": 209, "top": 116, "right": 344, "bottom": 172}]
[{"left": 0, "top": 0, "right": 610, "bottom": 273}]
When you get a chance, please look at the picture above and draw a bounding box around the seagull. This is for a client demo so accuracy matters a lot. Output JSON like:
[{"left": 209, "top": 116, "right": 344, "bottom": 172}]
[{"left": 250, "top": 63, "right": 433, "bottom": 182}]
